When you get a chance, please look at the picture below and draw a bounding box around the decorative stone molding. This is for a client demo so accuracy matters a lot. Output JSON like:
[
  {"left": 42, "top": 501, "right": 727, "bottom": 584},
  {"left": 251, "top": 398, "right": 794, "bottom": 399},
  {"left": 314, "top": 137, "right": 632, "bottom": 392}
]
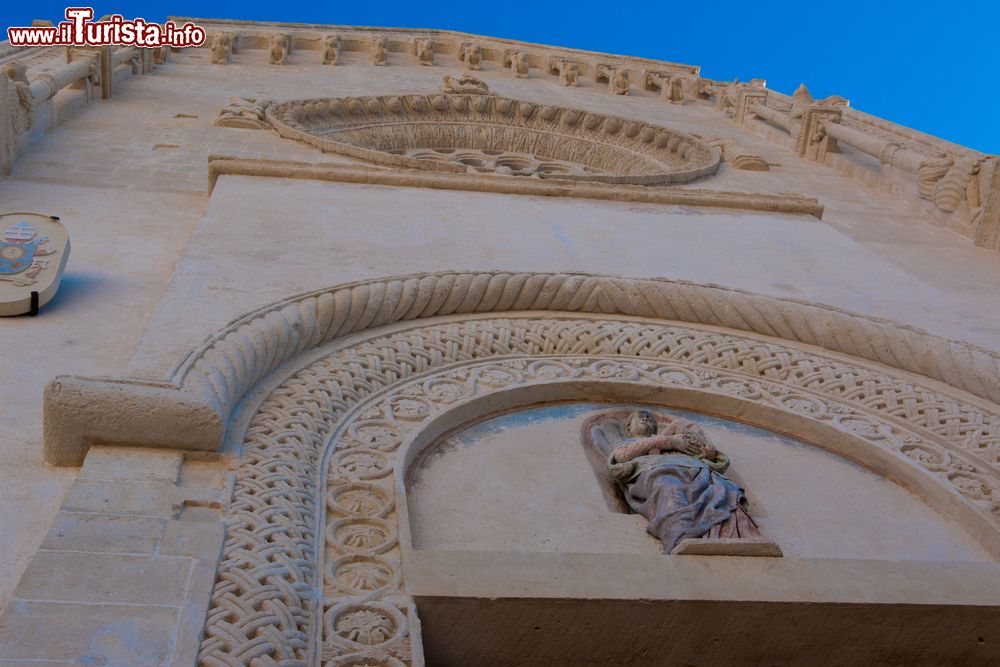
[
  {"left": 264, "top": 94, "right": 721, "bottom": 186},
  {"left": 726, "top": 83, "right": 1000, "bottom": 250},
  {"left": 176, "top": 17, "right": 700, "bottom": 82},
  {"left": 196, "top": 312, "right": 1000, "bottom": 665},
  {"left": 0, "top": 37, "right": 157, "bottom": 180},
  {"left": 212, "top": 97, "right": 272, "bottom": 129},
  {"left": 44, "top": 271, "right": 1000, "bottom": 468},
  {"left": 204, "top": 155, "right": 822, "bottom": 216},
  {"left": 391, "top": 147, "right": 599, "bottom": 178}
]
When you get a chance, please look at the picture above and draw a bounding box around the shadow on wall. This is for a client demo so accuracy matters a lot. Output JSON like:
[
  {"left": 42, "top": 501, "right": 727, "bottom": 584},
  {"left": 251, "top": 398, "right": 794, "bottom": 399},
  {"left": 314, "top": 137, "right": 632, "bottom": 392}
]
[{"left": 27, "top": 271, "right": 115, "bottom": 317}]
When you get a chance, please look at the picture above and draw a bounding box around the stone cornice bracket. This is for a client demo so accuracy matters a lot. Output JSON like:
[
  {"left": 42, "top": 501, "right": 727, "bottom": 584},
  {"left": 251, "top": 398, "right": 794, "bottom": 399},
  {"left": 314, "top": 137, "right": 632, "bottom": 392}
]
[
  {"left": 798, "top": 105, "right": 844, "bottom": 160},
  {"left": 171, "top": 17, "right": 700, "bottom": 78},
  {"left": 546, "top": 56, "right": 580, "bottom": 86},
  {"left": 43, "top": 377, "right": 224, "bottom": 467},
  {"left": 43, "top": 272, "right": 1000, "bottom": 466}
]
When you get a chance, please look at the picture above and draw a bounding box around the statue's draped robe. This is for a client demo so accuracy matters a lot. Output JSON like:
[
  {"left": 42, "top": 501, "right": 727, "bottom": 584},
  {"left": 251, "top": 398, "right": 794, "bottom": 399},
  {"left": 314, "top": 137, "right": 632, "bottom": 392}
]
[
  {"left": 610, "top": 452, "right": 749, "bottom": 553},
  {"left": 589, "top": 416, "right": 760, "bottom": 553}
]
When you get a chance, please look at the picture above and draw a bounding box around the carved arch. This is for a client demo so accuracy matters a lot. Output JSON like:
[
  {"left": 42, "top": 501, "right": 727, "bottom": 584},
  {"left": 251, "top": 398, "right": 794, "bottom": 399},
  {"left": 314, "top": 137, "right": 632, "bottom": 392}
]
[
  {"left": 195, "top": 309, "right": 1000, "bottom": 666},
  {"left": 45, "top": 272, "right": 1000, "bottom": 467}
]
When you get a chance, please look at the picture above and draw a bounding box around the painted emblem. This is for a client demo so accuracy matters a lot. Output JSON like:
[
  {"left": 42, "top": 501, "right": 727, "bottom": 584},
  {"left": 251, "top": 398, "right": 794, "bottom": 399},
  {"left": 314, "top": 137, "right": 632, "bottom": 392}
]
[
  {"left": 0, "top": 221, "right": 54, "bottom": 279},
  {"left": 0, "top": 213, "right": 70, "bottom": 315}
]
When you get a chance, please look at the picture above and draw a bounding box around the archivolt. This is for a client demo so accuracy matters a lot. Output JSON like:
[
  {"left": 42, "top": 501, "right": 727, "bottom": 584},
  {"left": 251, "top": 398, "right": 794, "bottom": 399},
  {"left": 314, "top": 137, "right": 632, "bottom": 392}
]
[
  {"left": 46, "top": 272, "right": 1000, "bottom": 467},
  {"left": 175, "top": 272, "right": 1000, "bottom": 418},
  {"left": 197, "top": 312, "right": 1000, "bottom": 666}
]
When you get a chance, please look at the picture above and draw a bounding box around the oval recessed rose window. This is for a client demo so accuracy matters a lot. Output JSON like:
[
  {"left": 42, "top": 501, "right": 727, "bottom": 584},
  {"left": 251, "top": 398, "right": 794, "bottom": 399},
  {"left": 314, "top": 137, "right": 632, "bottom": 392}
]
[{"left": 265, "top": 94, "right": 720, "bottom": 185}]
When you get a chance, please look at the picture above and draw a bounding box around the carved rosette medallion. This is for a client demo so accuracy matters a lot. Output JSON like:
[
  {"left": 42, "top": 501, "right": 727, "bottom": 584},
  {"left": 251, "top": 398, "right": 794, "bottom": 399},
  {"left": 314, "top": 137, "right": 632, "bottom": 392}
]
[{"left": 264, "top": 94, "right": 721, "bottom": 185}]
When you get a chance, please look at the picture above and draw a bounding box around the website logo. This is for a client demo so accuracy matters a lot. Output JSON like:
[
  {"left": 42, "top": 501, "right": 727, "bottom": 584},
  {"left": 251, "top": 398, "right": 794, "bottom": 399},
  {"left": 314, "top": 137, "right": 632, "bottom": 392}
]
[{"left": 7, "top": 8, "right": 206, "bottom": 48}]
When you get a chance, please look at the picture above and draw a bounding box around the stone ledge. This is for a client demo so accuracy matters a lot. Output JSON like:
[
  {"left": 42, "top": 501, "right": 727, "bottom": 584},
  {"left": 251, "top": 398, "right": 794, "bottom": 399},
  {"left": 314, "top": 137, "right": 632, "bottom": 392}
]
[
  {"left": 206, "top": 156, "right": 826, "bottom": 219},
  {"left": 405, "top": 549, "right": 1000, "bottom": 605}
]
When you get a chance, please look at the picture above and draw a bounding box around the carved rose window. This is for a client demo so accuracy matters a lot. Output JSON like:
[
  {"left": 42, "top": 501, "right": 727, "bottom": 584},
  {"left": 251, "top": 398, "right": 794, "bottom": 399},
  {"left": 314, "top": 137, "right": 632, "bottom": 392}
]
[{"left": 265, "top": 94, "right": 720, "bottom": 185}]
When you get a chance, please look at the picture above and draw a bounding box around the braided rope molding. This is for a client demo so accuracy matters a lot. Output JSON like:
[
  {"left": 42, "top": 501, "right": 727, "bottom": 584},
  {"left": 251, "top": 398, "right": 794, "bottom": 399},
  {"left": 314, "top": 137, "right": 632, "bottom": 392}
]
[
  {"left": 173, "top": 272, "right": 1000, "bottom": 415},
  {"left": 197, "top": 316, "right": 1000, "bottom": 666},
  {"left": 42, "top": 272, "right": 1000, "bottom": 466}
]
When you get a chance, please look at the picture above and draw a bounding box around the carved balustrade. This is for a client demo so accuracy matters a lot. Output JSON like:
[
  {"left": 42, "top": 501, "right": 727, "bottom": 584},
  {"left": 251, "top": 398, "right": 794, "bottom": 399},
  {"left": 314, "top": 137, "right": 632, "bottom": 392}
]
[{"left": 718, "top": 84, "right": 999, "bottom": 250}]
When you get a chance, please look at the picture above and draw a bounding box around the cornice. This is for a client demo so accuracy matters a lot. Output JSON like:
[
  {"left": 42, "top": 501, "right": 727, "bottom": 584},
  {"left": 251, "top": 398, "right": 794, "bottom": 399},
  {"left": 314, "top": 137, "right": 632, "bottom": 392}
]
[
  {"left": 205, "top": 155, "right": 823, "bottom": 216},
  {"left": 170, "top": 16, "right": 700, "bottom": 76}
]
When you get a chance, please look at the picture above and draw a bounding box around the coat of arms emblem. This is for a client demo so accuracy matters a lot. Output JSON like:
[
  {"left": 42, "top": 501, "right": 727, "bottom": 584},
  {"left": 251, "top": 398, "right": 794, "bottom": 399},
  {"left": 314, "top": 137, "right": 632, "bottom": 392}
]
[
  {"left": 0, "top": 213, "right": 70, "bottom": 315},
  {"left": 1, "top": 221, "right": 53, "bottom": 279}
]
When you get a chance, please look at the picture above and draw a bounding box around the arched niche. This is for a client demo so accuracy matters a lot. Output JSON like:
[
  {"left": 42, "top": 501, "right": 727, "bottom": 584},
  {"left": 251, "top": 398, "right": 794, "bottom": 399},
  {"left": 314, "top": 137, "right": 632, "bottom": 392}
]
[{"left": 402, "top": 395, "right": 992, "bottom": 561}]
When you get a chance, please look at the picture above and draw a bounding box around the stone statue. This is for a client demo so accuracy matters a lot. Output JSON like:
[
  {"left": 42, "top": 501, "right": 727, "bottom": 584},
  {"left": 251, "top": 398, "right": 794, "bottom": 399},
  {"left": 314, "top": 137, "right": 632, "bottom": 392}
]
[
  {"left": 370, "top": 36, "right": 388, "bottom": 66},
  {"left": 322, "top": 35, "right": 340, "bottom": 66},
  {"left": 585, "top": 409, "right": 769, "bottom": 555}
]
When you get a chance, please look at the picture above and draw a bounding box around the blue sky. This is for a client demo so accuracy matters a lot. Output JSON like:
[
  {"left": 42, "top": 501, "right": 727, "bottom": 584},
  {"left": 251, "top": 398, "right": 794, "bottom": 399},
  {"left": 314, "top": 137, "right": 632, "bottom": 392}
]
[{"left": 4, "top": 1, "right": 998, "bottom": 153}]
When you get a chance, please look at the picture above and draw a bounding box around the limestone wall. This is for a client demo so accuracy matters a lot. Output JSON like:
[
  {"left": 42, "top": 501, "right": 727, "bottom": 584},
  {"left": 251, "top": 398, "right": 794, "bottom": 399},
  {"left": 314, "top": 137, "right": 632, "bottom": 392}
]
[{"left": 1, "top": 22, "right": 998, "bottom": 666}]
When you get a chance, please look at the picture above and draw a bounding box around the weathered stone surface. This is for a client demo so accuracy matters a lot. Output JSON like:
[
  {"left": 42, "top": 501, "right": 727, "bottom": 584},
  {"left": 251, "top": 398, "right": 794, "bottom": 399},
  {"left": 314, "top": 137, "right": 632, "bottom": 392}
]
[
  {"left": 0, "top": 601, "right": 177, "bottom": 664},
  {"left": 14, "top": 551, "right": 190, "bottom": 605},
  {"left": 1, "top": 15, "right": 998, "bottom": 667},
  {"left": 41, "top": 513, "right": 166, "bottom": 553}
]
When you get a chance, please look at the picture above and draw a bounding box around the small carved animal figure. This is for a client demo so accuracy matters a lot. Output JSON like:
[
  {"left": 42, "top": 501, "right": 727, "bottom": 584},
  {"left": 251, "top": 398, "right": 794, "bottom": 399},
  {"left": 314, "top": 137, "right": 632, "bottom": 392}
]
[
  {"left": 665, "top": 76, "right": 685, "bottom": 104},
  {"left": 3, "top": 62, "right": 30, "bottom": 86},
  {"left": 440, "top": 74, "right": 491, "bottom": 95},
  {"left": 610, "top": 68, "right": 629, "bottom": 95},
  {"left": 461, "top": 43, "right": 482, "bottom": 70},
  {"left": 322, "top": 35, "right": 340, "bottom": 65},
  {"left": 509, "top": 52, "right": 529, "bottom": 78},
  {"left": 414, "top": 38, "right": 434, "bottom": 66},
  {"left": 210, "top": 33, "right": 231, "bottom": 64},
  {"left": 370, "top": 36, "right": 387, "bottom": 66},
  {"left": 269, "top": 35, "right": 288, "bottom": 65},
  {"left": 560, "top": 62, "right": 579, "bottom": 86}
]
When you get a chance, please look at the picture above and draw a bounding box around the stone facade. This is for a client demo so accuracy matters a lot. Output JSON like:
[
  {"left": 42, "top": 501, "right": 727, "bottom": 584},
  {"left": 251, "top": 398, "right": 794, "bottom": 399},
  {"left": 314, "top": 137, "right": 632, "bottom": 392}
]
[{"left": 1, "top": 17, "right": 999, "bottom": 667}]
